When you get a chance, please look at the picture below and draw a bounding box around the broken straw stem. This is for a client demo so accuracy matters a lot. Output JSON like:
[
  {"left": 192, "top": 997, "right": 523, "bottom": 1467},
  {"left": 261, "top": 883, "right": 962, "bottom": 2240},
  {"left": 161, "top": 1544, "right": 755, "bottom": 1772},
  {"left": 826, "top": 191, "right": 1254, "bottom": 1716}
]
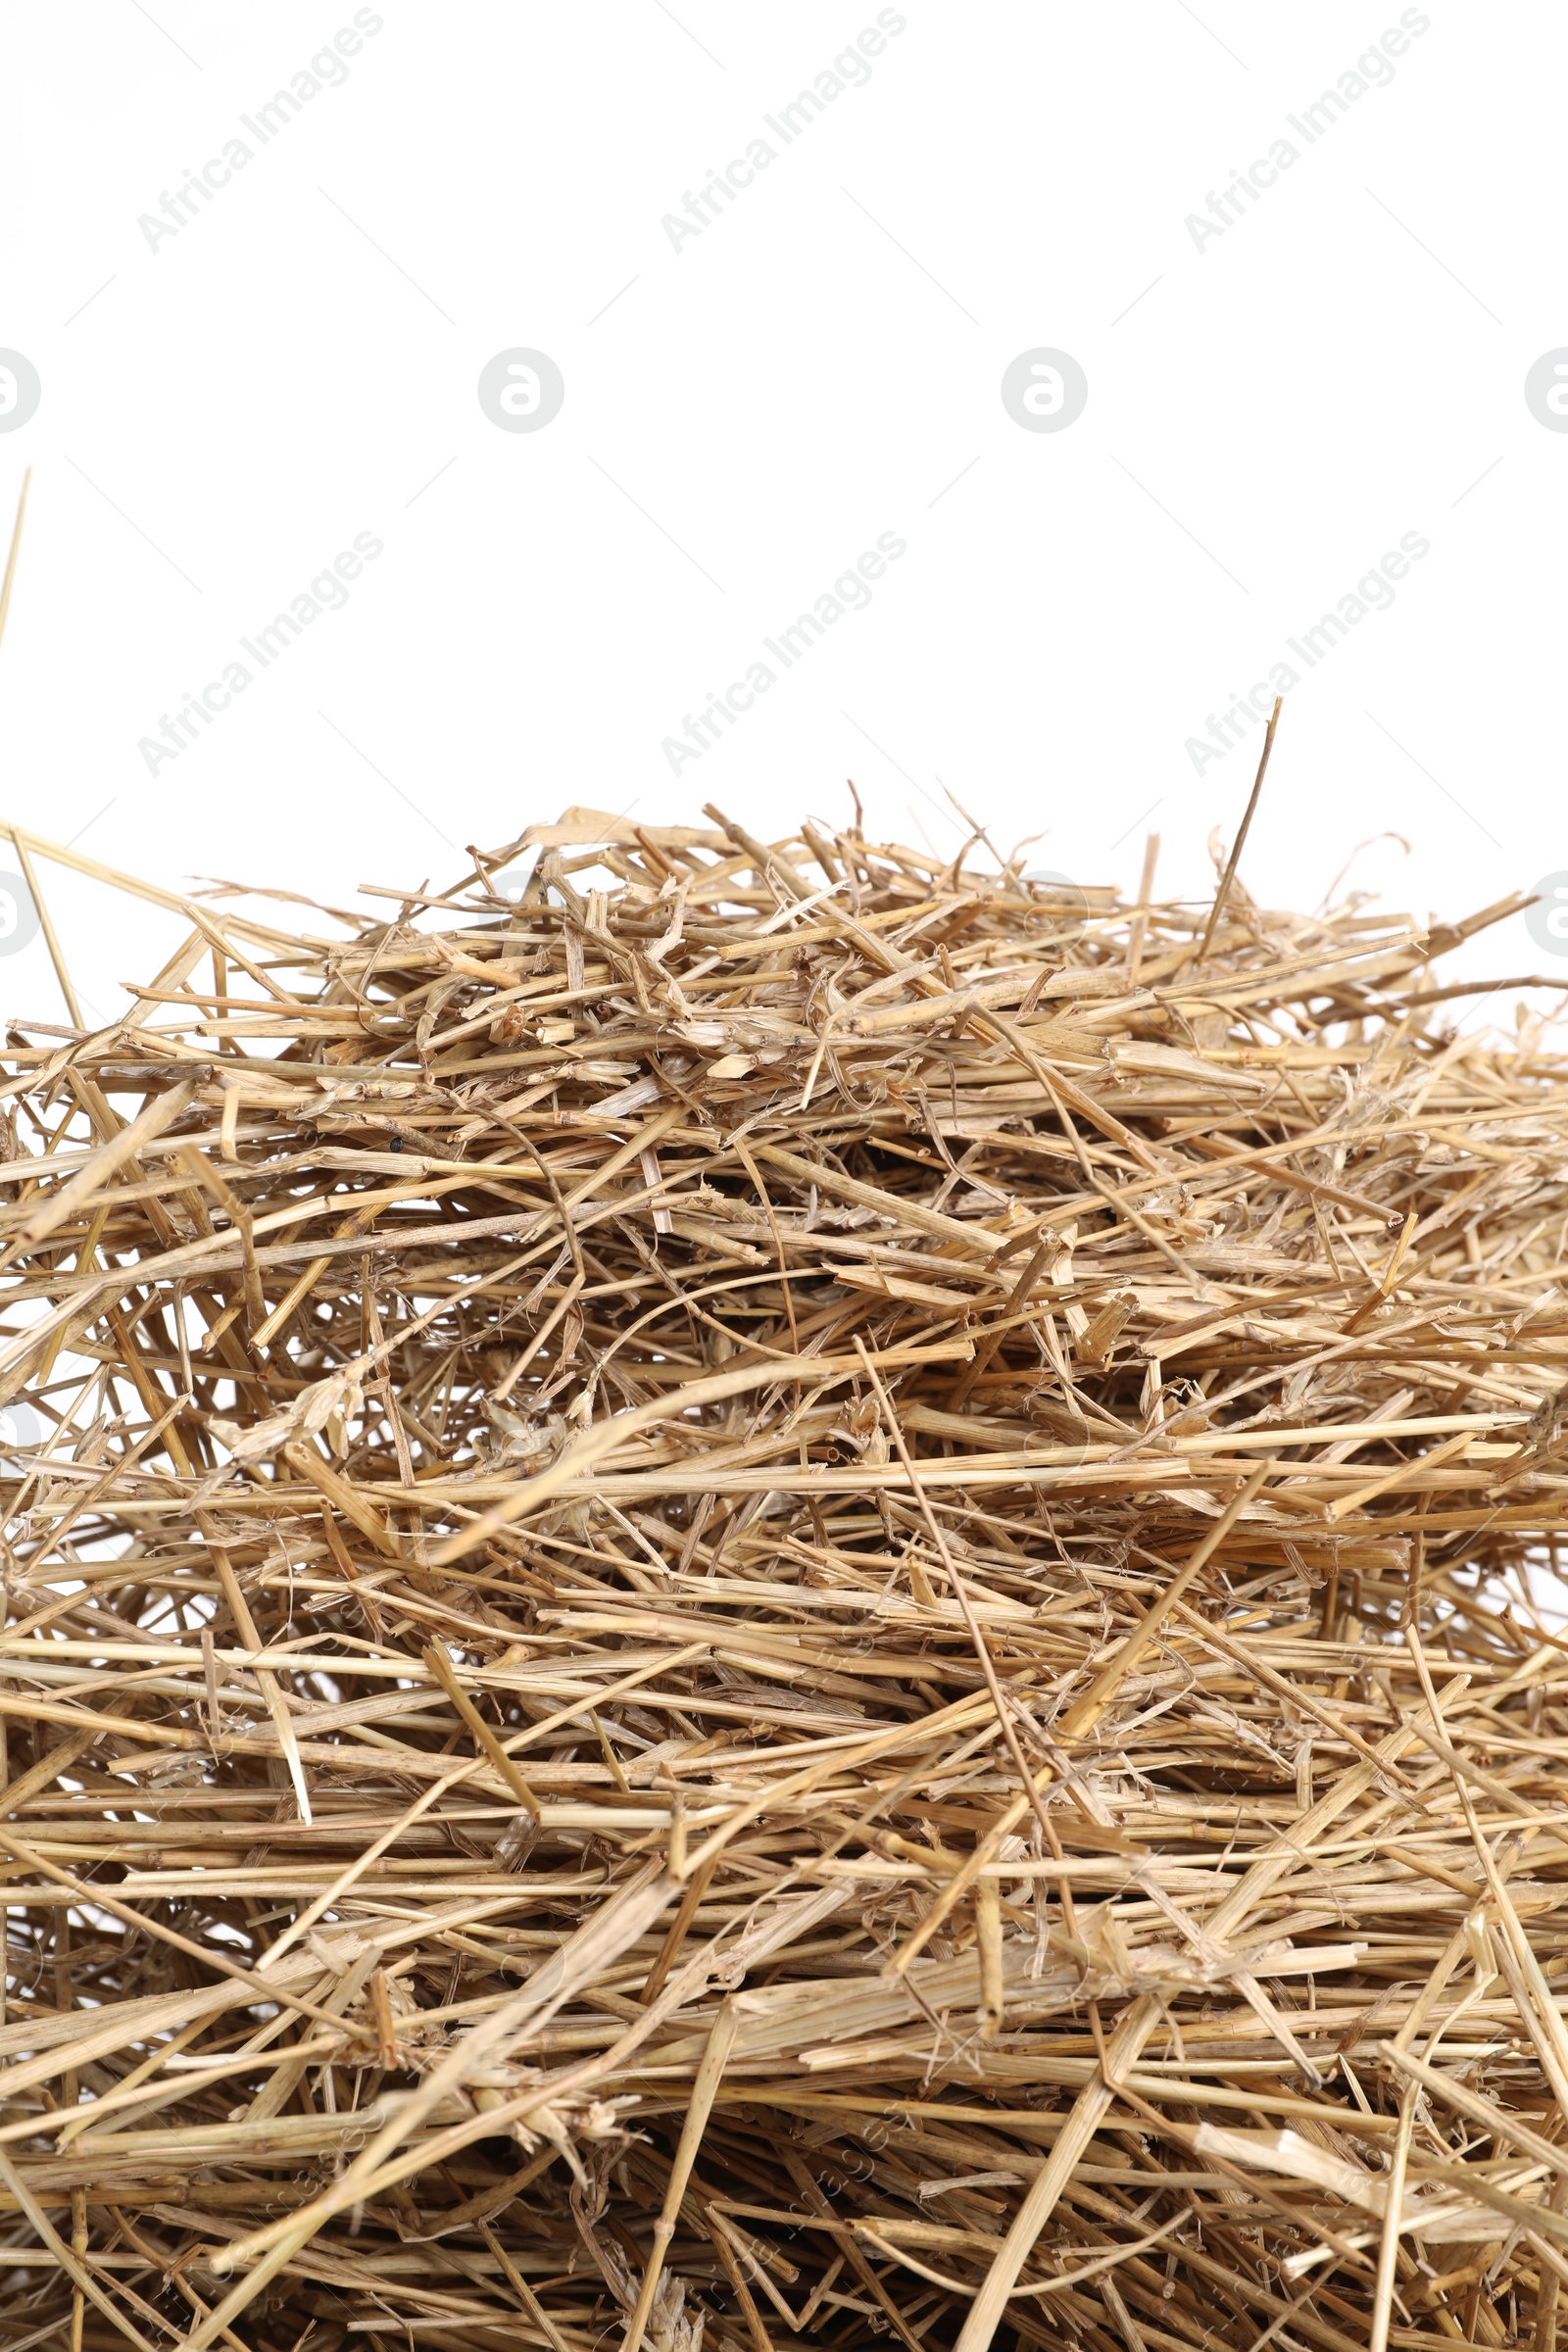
[{"left": 1196, "top": 694, "right": 1282, "bottom": 964}]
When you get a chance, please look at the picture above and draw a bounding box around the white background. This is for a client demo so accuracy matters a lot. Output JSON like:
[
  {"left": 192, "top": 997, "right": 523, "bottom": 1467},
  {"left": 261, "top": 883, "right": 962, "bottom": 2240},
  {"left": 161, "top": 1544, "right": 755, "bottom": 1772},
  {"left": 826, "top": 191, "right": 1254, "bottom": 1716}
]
[{"left": 0, "top": 1, "right": 1562, "bottom": 1029}]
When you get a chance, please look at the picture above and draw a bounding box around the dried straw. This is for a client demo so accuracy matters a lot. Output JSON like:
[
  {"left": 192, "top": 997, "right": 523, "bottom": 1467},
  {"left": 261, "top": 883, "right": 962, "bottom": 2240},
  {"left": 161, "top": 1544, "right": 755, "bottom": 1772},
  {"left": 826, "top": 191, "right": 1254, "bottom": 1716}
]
[{"left": 2, "top": 795, "right": 1567, "bottom": 2352}]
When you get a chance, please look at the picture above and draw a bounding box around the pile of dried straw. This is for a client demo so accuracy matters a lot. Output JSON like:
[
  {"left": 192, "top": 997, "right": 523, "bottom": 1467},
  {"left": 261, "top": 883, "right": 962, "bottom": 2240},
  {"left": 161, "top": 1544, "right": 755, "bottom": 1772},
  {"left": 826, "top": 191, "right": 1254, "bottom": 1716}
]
[{"left": 3, "top": 792, "right": 1568, "bottom": 2352}]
